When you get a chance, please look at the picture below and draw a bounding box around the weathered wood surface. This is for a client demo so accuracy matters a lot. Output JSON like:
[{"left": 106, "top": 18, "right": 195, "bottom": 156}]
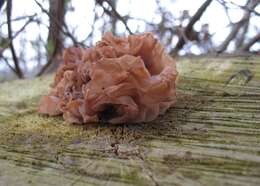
[{"left": 0, "top": 55, "right": 260, "bottom": 186}]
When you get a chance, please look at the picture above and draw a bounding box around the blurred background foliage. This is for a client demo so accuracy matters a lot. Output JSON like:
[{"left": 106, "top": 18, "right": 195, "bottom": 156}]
[{"left": 0, "top": 0, "right": 259, "bottom": 81}]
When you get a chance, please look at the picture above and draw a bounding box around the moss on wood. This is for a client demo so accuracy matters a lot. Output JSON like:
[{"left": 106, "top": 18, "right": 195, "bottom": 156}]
[{"left": 0, "top": 55, "right": 260, "bottom": 186}]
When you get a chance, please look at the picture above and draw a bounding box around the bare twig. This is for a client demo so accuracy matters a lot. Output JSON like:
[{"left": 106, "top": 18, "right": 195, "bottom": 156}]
[
  {"left": 34, "top": 0, "right": 83, "bottom": 47},
  {"left": 170, "top": 0, "right": 213, "bottom": 55},
  {"left": 239, "top": 32, "right": 260, "bottom": 51},
  {"left": 217, "top": 0, "right": 259, "bottom": 53},
  {"left": 10, "top": 17, "right": 36, "bottom": 43},
  {"left": 81, "top": 3, "right": 98, "bottom": 44},
  {"left": 6, "top": 0, "right": 24, "bottom": 78},
  {"left": 218, "top": 0, "right": 260, "bottom": 16},
  {"left": 1, "top": 56, "right": 17, "bottom": 74},
  {"left": 215, "top": 0, "right": 233, "bottom": 23},
  {"left": 0, "top": 13, "right": 37, "bottom": 28},
  {"left": 0, "top": 15, "right": 36, "bottom": 58},
  {"left": 96, "top": 0, "right": 133, "bottom": 34},
  {"left": 36, "top": 49, "right": 56, "bottom": 76},
  {"left": 35, "top": 0, "right": 86, "bottom": 76}
]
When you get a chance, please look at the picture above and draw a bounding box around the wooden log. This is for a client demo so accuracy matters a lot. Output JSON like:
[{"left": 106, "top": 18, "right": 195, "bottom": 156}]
[{"left": 0, "top": 55, "right": 260, "bottom": 186}]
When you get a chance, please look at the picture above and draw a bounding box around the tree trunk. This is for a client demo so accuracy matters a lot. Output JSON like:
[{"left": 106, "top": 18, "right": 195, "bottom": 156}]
[{"left": 41, "top": 0, "right": 65, "bottom": 74}]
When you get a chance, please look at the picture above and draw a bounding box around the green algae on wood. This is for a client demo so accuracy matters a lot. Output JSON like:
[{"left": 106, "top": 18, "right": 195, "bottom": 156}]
[{"left": 0, "top": 55, "right": 260, "bottom": 186}]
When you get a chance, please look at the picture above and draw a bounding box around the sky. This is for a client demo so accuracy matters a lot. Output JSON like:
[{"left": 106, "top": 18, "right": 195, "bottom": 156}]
[
  {"left": 67, "top": 0, "right": 259, "bottom": 46},
  {"left": 0, "top": 0, "right": 259, "bottom": 72}
]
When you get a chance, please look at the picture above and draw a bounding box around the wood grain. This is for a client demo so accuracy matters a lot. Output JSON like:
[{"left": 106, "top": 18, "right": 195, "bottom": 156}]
[{"left": 0, "top": 55, "right": 260, "bottom": 186}]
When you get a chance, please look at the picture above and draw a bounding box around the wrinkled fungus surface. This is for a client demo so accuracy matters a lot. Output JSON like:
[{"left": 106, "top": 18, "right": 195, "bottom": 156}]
[{"left": 38, "top": 32, "right": 178, "bottom": 124}]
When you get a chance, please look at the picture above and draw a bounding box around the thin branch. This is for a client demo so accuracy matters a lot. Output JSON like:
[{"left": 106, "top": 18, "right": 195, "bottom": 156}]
[
  {"left": 11, "top": 17, "right": 36, "bottom": 42},
  {"left": 239, "top": 32, "right": 260, "bottom": 51},
  {"left": 170, "top": 0, "right": 213, "bottom": 55},
  {"left": 36, "top": 49, "right": 56, "bottom": 76},
  {"left": 0, "top": 15, "right": 36, "bottom": 57},
  {"left": 217, "top": 0, "right": 259, "bottom": 53},
  {"left": 222, "top": 0, "right": 260, "bottom": 16},
  {"left": 96, "top": 0, "right": 133, "bottom": 34},
  {"left": 215, "top": 0, "right": 234, "bottom": 24},
  {"left": 0, "top": 13, "right": 37, "bottom": 28},
  {"left": 34, "top": 0, "right": 83, "bottom": 47},
  {"left": 1, "top": 56, "right": 17, "bottom": 73},
  {"left": 6, "top": 0, "right": 24, "bottom": 78},
  {"left": 81, "top": 3, "right": 98, "bottom": 44}
]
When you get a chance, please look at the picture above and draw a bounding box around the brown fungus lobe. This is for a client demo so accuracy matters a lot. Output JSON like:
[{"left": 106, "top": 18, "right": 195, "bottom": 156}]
[{"left": 38, "top": 32, "right": 178, "bottom": 124}]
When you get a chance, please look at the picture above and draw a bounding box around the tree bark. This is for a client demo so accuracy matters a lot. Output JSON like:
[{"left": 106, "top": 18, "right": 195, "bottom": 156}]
[{"left": 39, "top": 0, "right": 65, "bottom": 75}]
